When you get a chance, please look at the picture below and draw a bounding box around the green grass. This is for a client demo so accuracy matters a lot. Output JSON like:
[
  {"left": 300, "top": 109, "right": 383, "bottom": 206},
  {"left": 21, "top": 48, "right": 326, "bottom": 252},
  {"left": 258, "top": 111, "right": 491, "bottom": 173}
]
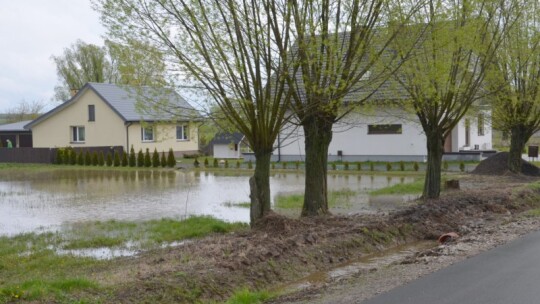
[
  {"left": 525, "top": 208, "right": 540, "bottom": 217},
  {"left": 0, "top": 216, "right": 247, "bottom": 302},
  {"left": 275, "top": 189, "right": 356, "bottom": 209},
  {"left": 223, "top": 201, "right": 251, "bottom": 208},
  {"left": 370, "top": 179, "right": 425, "bottom": 195},
  {"left": 225, "top": 288, "right": 273, "bottom": 304}
]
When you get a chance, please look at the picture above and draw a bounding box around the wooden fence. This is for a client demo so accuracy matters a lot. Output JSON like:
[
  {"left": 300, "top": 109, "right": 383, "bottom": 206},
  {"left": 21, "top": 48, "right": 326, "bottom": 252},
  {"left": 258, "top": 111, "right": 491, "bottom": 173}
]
[{"left": 0, "top": 146, "right": 124, "bottom": 164}]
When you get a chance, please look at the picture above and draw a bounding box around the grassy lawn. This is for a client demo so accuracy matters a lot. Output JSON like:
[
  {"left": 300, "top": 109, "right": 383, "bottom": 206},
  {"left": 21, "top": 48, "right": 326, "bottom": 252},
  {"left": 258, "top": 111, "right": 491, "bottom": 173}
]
[
  {"left": 0, "top": 216, "right": 247, "bottom": 303},
  {"left": 275, "top": 189, "right": 357, "bottom": 209},
  {"left": 370, "top": 179, "right": 425, "bottom": 195}
]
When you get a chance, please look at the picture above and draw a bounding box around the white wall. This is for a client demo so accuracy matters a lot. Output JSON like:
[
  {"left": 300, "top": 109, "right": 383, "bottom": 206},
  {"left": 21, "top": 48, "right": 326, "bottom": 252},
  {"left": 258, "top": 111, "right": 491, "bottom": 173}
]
[
  {"left": 453, "top": 110, "right": 492, "bottom": 151},
  {"left": 213, "top": 143, "right": 241, "bottom": 159}
]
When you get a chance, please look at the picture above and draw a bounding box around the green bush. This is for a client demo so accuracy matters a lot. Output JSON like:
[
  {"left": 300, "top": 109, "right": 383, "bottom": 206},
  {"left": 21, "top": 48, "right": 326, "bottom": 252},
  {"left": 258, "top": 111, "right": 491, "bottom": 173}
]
[
  {"left": 248, "top": 160, "right": 253, "bottom": 169},
  {"left": 356, "top": 162, "right": 361, "bottom": 171},
  {"left": 121, "top": 151, "right": 128, "bottom": 167},
  {"left": 282, "top": 161, "right": 287, "bottom": 169},
  {"left": 152, "top": 148, "right": 160, "bottom": 167},
  {"left": 236, "top": 160, "right": 241, "bottom": 169},
  {"left": 113, "top": 151, "right": 121, "bottom": 167},
  {"left": 213, "top": 158, "right": 219, "bottom": 168},
  {"left": 137, "top": 149, "right": 144, "bottom": 167},
  {"left": 224, "top": 159, "right": 229, "bottom": 168},
  {"left": 386, "top": 162, "right": 392, "bottom": 171},
  {"left": 295, "top": 161, "right": 300, "bottom": 170},
  {"left": 271, "top": 162, "right": 275, "bottom": 170},
  {"left": 144, "top": 148, "right": 151, "bottom": 167},
  {"left": 459, "top": 161, "right": 465, "bottom": 172},
  {"left": 129, "top": 146, "right": 136, "bottom": 167},
  {"left": 443, "top": 161, "right": 449, "bottom": 171},
  {"left": 194, "top": 158, "right": 200, "bottom": 168},
  {"left": 161, "top": 151, "right": 167, "bottom": 168},
  {"left": 167, "top": 148, "right": 176, "bottom": 167},
  {"left": 344, "top": 161, "right": 349, "bottom": 170},
  {"left": 83, "top": 151, "right": 91, "bottom": 165},
  {"left": 331, "top": 162, "right": 337, "bottom": 170},
  {"left": 77, "top": 151, "right": 84, "bottom": 165},
  {"left": 399, "top": 161, "right": 405, "bottom": 171},
  {"left": 56, "top": 149, "right": 64, "bottom": 164},
  {"left": 204, "top": 158, "right": 209, "bottom": 167},
  {"left": 106, "top": 152, "right": 113, "bottom": 166},
  {"left": 98, "top": 151, "right": 105, "bottom": 166},
  {"left": 413, "top": 162, "right": 419, "bottom": 171},
  {"left": 70, "top": 149, "right": 77, "bottom": 165},
  {"left": 369, "top": 162, "right": 374, "bottom": 171},
  {"left": 92, "top": 151, "right": 99, "bottom": 166}
]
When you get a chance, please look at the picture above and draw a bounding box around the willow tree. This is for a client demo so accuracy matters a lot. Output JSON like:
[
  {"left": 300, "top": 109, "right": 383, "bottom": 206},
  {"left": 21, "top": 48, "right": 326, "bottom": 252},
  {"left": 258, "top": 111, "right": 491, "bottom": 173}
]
[
  {"left": 489, "top": 0, "right": 540, "bottom": 173},
  {"left": 95, "top": 0, "right": 294, "bottom": 225},
  {"left": 283, "top": 0, "right": 421, "bottom": 216},
  {"left": 391, "top": 0, "right": 517, "bottom": 198}
]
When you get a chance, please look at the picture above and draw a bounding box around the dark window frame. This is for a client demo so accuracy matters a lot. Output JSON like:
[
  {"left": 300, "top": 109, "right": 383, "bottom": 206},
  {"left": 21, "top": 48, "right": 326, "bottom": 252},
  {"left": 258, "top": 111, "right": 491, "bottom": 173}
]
[
  {"left": 367, "top": 124, "right": 403, "bottom": 135},
  {"left": 88, "top": 105, "right": 95, "bottom": 122}
]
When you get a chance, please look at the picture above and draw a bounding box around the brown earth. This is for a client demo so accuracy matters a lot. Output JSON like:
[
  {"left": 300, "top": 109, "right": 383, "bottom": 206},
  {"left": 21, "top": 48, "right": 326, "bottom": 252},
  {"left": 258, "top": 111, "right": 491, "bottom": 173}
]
[
  {"left": 86, "top": 175, "right": 540, "bottom": 303},
  {"left": 472, "top": 152, "right": 540, "bottom": 176}
]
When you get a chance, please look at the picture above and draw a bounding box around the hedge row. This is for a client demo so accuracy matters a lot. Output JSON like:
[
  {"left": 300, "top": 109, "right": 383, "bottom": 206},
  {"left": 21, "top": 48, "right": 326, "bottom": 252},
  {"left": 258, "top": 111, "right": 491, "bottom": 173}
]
[{"left": 55, "top": 147, "right": 177, "bottom": 168}]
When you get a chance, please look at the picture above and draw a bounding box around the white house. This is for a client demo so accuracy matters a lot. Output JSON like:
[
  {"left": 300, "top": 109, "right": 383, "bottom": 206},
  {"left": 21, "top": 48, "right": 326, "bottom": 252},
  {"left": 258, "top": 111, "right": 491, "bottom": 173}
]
[{"left": 211, "top": 132, "right": 245, "bottom": 159}]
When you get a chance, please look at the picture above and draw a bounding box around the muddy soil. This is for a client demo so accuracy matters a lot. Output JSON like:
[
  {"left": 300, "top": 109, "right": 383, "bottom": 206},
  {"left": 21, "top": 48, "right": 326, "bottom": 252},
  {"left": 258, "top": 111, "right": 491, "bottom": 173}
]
[{"left": 90, "top": 175, "right": 540, "bottom": 303}]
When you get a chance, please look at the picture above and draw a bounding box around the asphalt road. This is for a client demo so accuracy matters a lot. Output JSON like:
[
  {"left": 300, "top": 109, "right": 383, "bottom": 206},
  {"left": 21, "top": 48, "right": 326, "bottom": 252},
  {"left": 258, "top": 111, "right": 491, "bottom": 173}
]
[{"left": 361, "top": 230, "right": 540, "bottom": 304}]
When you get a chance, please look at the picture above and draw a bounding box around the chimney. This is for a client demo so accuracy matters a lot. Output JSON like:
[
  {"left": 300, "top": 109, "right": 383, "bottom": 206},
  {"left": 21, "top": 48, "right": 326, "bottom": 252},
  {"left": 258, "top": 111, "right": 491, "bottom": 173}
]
[{"left": 70, "top": 88, "right": 79, "bottom": 97}]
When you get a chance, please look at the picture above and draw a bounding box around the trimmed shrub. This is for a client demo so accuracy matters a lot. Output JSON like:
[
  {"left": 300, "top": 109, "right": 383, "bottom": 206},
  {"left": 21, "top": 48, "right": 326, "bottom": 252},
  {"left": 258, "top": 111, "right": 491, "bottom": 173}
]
[
  {"left": 271, "top": 162, "right": 275, "bottom": 170},
  {"left": 106, "top": 152, "right": 113, "bottom": 166},
  {"left": 137, "top": 149, "right": 144, "bottom": 167},
  {"left": 356, "top": 162, "right": 361, "bottom": 171},
  {"left": 386, "top": 162, "right": 392, "bottom": 171},
  {"left": 121, "top": 152, "right": 128, "bottom": 167},
  {"left": 459, "top": 161, "right": 465, "bottom": 172},
  {"left": 152, "top": 148, "right": 160, "bottom": 167},
  {"left": 224, "top": 159, "right": 229, "bottom": 168},
  {"left": 98, "top": 151, "right": 105, "bottom": 166},
  {"left": 113, "top": 151, "right": 121, "bottom": 167},
  {"left": 295, "top": 161, "right": 300, "bottom": 170},
  {"left": 204, "top": 158, "right": 209, "bottom": 167},
  {"left": 77, "top": 151, "right": 84, "bottom": 165},
  {"left": 213, "top": 158, "right": 219, "bottom": 168},
  {"left": 236, "top": 160, "right": 241, "bottom": 169},
  {"left": 69, "top": 149, "right": 77, "bottom": 165},
  {"left": 92, "top": 151, "right": 99, "bottom": 166},
  {"left": 369, "top": 162, "right": 374, "bottom": 171},
  {"left": 443, "top": 161, "right": 449, "bottom": 171},
  {"left": 56, "top": 149, "right": 64, "bottom": 164},
  {"left": 282, "top": 162, "right": 287, "bottom": 169},
  {"left": 413, "top": 162, "right": 419, "bottom": 171},
  {"left": 167, "top": 148, "right": 176, "bottom": 167},
  {"left": 331, "top": 162, "right": 336, "bottom": 170},
  {"left": 144, "top": 148, "right": 151, "bottom": 167},
  {"left": 129, "top": 146, "right": 136, "bottom": 167},
  {"left": 399, "top": 161, "right": 405, "bottom": 171},
  {"left": 344, "top": 161, "right": 349, "bottom": 170},
  {"left": 248, "top": 160, "right": 253, "bottom": 169},
  {"left": 161, "top": 151, "right": 167, "bottom": 168},
  {"left": 194, "top": 158, "right": 200, "bottom": 168},
  {"left": 84, "top": 151, "right": 92, "bottom": 166}
]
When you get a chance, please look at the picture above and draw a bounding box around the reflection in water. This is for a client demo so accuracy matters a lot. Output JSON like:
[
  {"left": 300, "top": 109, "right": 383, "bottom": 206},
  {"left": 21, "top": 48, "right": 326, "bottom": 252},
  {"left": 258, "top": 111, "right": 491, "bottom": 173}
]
[{"left": 0, "top": 169, "right": 415, "bottom": 235}]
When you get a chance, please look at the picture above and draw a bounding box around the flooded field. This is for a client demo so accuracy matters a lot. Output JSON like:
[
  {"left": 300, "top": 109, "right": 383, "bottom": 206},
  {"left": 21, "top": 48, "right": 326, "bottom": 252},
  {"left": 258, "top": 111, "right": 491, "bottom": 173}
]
[{"left": 0, "top": 169, "right": 417, "bottom": 235}]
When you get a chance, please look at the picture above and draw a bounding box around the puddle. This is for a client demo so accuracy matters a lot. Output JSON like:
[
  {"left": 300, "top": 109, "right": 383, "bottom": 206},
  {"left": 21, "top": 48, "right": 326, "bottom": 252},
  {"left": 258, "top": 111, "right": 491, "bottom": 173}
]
[
  {"left": 54, "top": 247, "right": 139, "bottom": 260},
  {"left": 277, "top": 241, "right": 436, "bottom": 293}
]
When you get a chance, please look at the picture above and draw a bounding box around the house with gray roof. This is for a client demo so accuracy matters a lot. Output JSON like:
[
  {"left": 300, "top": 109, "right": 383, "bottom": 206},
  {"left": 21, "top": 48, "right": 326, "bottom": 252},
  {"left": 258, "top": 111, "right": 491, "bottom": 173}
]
[
  {"left": 0, "top": 120, "right": 33, "bottom": 148},
  {"left": 210, "top": 132, "right": 246, "bottom": 159},
  {"left": 25, "top": 82, "right": 201, "bottom": 155}
]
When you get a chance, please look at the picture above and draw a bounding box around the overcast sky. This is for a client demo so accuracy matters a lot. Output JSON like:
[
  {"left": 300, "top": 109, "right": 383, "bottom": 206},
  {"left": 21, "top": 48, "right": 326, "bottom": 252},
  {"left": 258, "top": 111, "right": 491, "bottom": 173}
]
[{"left": 0, "top": 0, "right": 105, "bottom": 113}]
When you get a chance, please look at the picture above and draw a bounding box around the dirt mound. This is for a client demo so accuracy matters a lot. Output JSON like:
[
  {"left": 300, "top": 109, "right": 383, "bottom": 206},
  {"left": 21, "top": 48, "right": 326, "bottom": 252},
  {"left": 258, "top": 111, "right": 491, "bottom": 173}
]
[{"left": 472, "top": 152, "right": 540, "bottom": 176}]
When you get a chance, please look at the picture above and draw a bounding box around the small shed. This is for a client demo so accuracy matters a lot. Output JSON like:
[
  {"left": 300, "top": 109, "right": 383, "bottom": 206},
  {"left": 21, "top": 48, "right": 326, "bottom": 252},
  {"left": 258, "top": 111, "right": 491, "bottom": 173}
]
[
  {"left": 0, "top": 120, "right": 33, "bottom": 148},
  {"left": 212, "top": 132, "right": 245, "bottom": 159}
]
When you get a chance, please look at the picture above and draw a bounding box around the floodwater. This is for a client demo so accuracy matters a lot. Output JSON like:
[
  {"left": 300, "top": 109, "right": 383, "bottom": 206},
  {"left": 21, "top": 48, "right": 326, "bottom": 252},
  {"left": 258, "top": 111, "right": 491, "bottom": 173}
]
[{"left": 0, "top": 169, "right": 416, "bottom": 236}]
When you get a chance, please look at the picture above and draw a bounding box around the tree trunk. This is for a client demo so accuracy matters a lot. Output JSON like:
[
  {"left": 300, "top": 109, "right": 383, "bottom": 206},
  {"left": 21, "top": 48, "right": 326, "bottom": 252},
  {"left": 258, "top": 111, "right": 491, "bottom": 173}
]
[
  {"left": 424, "top": 131, "right": 444, "bottom": 199},
  {"left": 508, "top": 126, "right": 527, "bottom": 174},
  {"left": 249, "top": 151, "right": 272, "bottom": 226},
  {"left": 302, "top": 117, "right": 333, "bottom": 216}
]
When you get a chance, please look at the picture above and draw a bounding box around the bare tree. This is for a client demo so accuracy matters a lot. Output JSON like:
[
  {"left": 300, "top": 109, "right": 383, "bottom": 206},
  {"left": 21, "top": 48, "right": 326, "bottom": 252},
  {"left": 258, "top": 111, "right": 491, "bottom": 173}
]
[
  {"left": 5, "top": 100, "right": 47, "bottom": 123},
  {"left": 95, "top": 0, "right": 294, "bottom": 225},
  {"left": 489, "top": 0, "right": 540, "bottom": 173},
  {"left": 391, "top": 0, "right": 517, "bottom": 198},
  {"left": 282, "top": 0, "right": 421, "bottom": 216}
]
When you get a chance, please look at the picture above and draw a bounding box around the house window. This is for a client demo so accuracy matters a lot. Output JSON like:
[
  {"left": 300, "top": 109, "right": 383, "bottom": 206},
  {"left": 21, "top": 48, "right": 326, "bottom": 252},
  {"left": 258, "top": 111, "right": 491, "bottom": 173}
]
[
  {"left": 176, "top": 125, "right": 189, "bottom": 141},
  {"left": 71, "top": 126, "right": 85, "bottom": 143},
  {"left": 141, "top": 126, "right": 154, "bottom": 142},
  {"left": 465, "top": 119, "right": 470, "bottom": 146},
  {"left": 478, "top": 113, "right": 485, "bottom": 136},
  {"left": 367, "top": 124, "right": 402, "bottom": 135},
  {"left": 88, "top": 105, "right": 95, "bottom": 122}
]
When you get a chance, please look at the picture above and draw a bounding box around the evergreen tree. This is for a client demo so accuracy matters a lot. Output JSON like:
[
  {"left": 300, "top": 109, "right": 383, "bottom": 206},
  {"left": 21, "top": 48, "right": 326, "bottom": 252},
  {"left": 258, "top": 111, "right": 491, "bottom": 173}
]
[
  {"left": 152, "top": 148, "right": 160, "bottom": 167},
  {"left": 204, "top": 158, "right": 209, "bottom": 167},
  {"left": 98, "top": 151, "right": 105, "bottom": 166},
  {"left": 137, "top": 149, "right": 144, "bottom": 167},
  {"left": 144, "top": 148, "right": 151, "bottom": 167},
  {"left": 77, "top": 151, "right": 84, "bottom": 165},
  {"left": 92, "top": 151, "right": 99, "bottom": 166},
  {"left": 167, "top": 148, "right": 176, "bottom": 167},
  {"left": 106, "top": 152, "right": 113, "bottom": 166},
  {"left": 121, "top": 151, "right": 128, "bottom": 166},
  {"left": 84, "top": 151, "right": 92, "bottom": 165},
  {"left": 129, "top": 146, "right": 136, "bottom": 167},
  {"left": 194, "top": 158, "right": 200, "bottom": 168},
  {"left": 213, "top": 158, "right": 219, "bottom": 168},
  {"left": 56, "top": 149, "right": 64, "bottom": 165},
  {"left": 113, "top": 150, "right": 121, "bottom": 167},
  {"left": 161, "top": 151, "right": 167, "bottom": 168},
  {"left": 69, "top": 149, "right": 77, "bottom": 165}
]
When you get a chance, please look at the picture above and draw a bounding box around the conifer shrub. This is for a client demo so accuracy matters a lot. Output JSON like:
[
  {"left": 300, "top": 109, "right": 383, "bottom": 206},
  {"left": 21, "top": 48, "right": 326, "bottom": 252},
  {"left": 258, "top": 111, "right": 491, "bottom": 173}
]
[
  {"left": 92, "top": 151, "right": 99, "bottom": 166},
  {"left": 56, "top": 149, "right": 64, "bottom": 165},
  {"left": 356, "top": 162, "right": 361, "bottom": 171},
  {"left": 121, "top": 152, "right": 128, "bottom": 167},
  {"left": 443, "top": 161, "right": 449, "bottom": 171},
  {"left": 282, "top": 162, "right": 287, "bottom": 169},
  {"left": 248, "top": 160, "right": 253, "bottom": 169},
  {"left": 194, "top": 158, "right": 200, "bottom": 168},
  {"left": 167, "top": 148, "right": 176, "bottom": 167},
  {"left": 152, "top": 148, "right": 160, "bottom": 167},
  {"left": 84, "top": 151, "right": 92, "bottom": 166},
  {"left": 399, "top": 161, "right": 405, "bottom": 171},
  {"left": 69, "top": 149, "right": 77, "bottom": 165},
  {"left": 295, "top": 161, "right": 300, "bottom": 170},
  {"left": 459, "top": 161, "right": 465, "bottom": 172},
  {"left": 369, "top": 162, "right": 374, "bottom": 171},
  {"left": 144, "top": 148, "right": 151, "bottom": 167},
  {"left": 224, "top": 159, "right": 229, "bottom": 168},
  {"left": 386, "top": 162, "right": 392, "bottom": 171},
  {"left": 106, "top": 152, "right": 113, "bottom": 166},
  {"left": 98, "top": 151, "right": 105, "bottom": 166},
  {"left": 331, "top": 162, "right": 336, "bottom": 170},
  {"left": 204, "top": 158, "right": 209, "bottom": 167},
  {"left": 271, "top": 162, "right": 275, "bottom": 170},
  {"left": 77, "top": 151, "right": 84, "bottom": 165},
  {"left": 413, "top": 162, "right": 419, "bottom": 171},
  {"left": 113, "top": 151, "right": 121, "bottom": 167},
  {"left": 213, "top": 158, "right": 219, "bottom": 168},
  {"left": 236, "top": 160, "right": 241, "bottom": 169},
  {"left": 161, "top": 151, "right": 167, "bottom": 168},
  {"left": 344, "top": 161, "right": 349, "bottom": 170},
  {"left": 129, "top": 146, "right": 136, "bottom": 167},
  {"left": 137, "top": 149, "right": 144, "bottom": 167}
]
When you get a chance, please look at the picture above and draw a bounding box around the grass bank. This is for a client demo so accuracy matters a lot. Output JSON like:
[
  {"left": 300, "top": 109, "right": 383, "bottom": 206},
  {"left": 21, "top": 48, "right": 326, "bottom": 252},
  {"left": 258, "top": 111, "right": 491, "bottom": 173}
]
[
  {"left": 0, "top": 216, "right": 247, "bottom": 303},
  {"left": 275, "top": 189, "right": 356, "bottom": 209}
]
